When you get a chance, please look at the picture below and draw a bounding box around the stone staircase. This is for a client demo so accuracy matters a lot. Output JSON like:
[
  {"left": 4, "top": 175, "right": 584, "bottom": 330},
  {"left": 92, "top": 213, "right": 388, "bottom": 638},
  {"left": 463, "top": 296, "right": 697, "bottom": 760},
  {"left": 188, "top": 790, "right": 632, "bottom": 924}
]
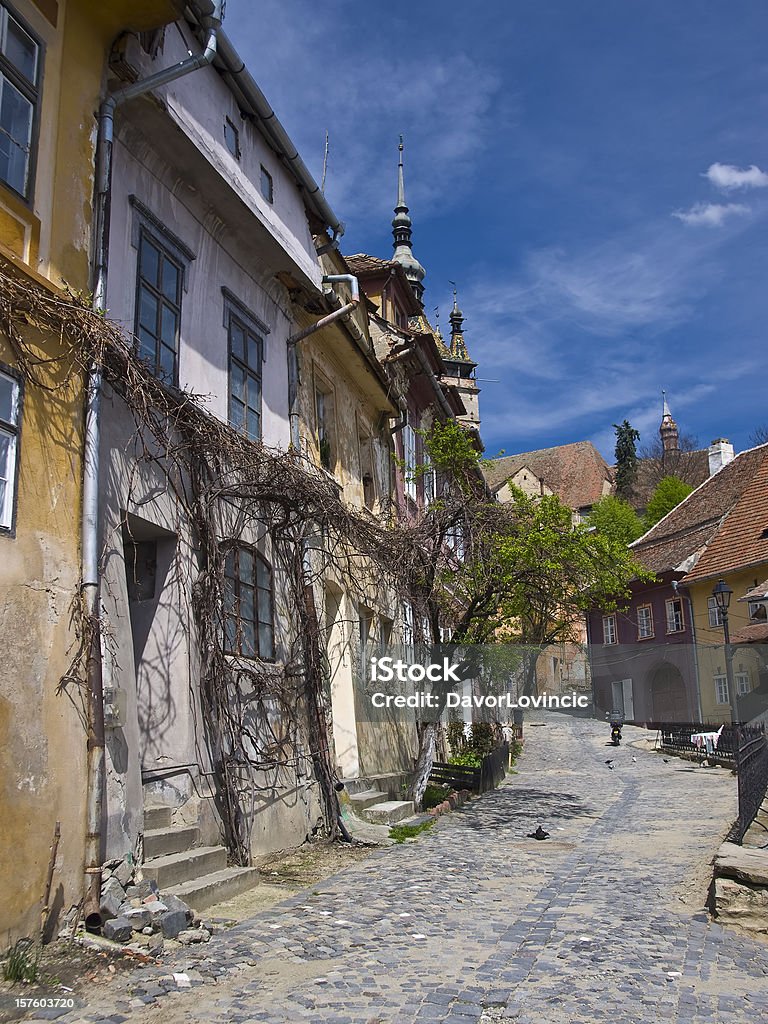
[
  {"left": 142, "top": 806, "right": 258, "bottom": 912},
  {"left": 348, "top": 789, "right": 415, "bottom": 825}
]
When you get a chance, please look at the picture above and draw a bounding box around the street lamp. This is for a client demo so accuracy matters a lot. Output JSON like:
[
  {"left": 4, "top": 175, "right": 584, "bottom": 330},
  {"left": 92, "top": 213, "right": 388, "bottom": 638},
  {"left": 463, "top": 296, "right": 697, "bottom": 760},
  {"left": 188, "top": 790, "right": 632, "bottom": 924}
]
[{"left": 712, "top": 579, "right": 739, "bottom": 727}]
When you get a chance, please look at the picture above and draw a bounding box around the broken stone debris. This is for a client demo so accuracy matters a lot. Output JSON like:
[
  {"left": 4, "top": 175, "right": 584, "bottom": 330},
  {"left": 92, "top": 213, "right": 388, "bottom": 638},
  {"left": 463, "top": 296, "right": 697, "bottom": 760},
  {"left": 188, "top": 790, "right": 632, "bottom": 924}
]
[{"left": 96, "top": 855, "right": 210, "bottom": 949}]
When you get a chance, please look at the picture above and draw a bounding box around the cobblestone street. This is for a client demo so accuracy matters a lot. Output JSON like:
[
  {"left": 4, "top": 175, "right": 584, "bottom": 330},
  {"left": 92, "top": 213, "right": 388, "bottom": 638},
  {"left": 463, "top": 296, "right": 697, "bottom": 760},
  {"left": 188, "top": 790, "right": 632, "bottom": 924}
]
[{"left": 36, "top": 715, "right": 768, "bottom": 1023}]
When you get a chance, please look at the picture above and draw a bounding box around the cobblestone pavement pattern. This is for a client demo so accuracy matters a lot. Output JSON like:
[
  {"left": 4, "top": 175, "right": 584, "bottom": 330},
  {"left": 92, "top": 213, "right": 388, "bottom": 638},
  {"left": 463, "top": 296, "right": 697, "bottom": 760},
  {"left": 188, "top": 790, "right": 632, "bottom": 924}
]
[{"left": 25, "top": 715, "right": 768, "bottom": 1022}]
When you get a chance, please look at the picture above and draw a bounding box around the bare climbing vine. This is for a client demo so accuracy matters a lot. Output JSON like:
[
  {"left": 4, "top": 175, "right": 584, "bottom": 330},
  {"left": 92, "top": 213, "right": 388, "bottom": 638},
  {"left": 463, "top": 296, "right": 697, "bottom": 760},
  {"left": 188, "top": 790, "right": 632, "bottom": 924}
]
[{"left": 0, "top": 264, "right": 403, "bottom": 863}]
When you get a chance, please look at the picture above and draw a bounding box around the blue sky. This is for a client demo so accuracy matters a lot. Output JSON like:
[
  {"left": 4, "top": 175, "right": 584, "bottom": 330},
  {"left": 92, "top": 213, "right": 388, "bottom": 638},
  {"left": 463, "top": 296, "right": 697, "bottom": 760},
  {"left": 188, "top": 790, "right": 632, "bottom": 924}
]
[{"left": 225, "top": 0, "right": 768, "bottom": 461}]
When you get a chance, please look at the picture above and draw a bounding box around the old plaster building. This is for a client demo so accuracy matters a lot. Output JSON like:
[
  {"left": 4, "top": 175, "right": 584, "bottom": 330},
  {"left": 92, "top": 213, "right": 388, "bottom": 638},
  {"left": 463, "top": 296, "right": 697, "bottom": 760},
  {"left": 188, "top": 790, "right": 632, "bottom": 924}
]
[
  {"left": 95, "top": 5, "right": 352, "bottom": 878},
  {"left": 588, "top": 442, "right": 768, "bottom": 725},
  {"left": 0, "top": 5, "right": 494, "bottom": 941},
  {"left": 0, "top": 0, "right": 190, "bottom": 946}
]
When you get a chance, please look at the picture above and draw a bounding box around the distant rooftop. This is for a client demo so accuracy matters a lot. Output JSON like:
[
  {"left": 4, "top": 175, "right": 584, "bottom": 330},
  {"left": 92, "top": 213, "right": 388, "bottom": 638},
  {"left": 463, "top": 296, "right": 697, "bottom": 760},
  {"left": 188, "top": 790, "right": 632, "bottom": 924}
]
[{"left": 483, "top": 441, "right": 613, "bottom": 511}]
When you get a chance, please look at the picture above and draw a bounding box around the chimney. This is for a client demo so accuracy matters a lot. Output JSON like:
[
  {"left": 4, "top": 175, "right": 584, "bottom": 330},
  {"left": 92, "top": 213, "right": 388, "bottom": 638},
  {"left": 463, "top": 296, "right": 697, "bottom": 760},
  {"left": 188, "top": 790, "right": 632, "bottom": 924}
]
[{"left": 708, "top": 438, "right": 734, "bottom": 476}]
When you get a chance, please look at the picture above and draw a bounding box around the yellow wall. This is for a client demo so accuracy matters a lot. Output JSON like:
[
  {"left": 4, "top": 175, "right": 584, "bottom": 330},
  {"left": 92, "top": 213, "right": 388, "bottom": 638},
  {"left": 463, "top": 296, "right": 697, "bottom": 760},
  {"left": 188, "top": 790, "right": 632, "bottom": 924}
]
[
  {"left": 689, "top": 567, "right": 768, "bottom": 724},
  {"left": 0, "top": 0, "right": 179, "bottom": 940}
]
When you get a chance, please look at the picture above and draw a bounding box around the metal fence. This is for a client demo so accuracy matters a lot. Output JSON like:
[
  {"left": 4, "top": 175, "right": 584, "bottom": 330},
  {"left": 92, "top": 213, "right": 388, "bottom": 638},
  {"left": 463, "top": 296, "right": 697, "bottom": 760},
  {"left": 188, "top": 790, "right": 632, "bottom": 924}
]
[
  {"left": 728, "top": 729, "right": 768, "bottom": 845},
  {"left": 658, "top": 722, "right": 742, "bottom": 766},
  {"left": 659, "top": 722, "right": 768, "bottom": 844}
]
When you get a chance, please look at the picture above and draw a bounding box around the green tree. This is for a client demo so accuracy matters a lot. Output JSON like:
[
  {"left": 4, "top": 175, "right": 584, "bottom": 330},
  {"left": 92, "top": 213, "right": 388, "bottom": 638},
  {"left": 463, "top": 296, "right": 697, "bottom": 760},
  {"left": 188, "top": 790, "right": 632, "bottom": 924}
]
[
  {"left": 588, "top": 494, "right": 644, "bottom": 546},
  {"left": 393, "top": 424, "right": 647, "bottom": 805},
  {"left": 643, "top": 476, "right": 693, "bottom": 530},
  {"left": 613, "top": 420, "right": 640, "bottom": 500}
]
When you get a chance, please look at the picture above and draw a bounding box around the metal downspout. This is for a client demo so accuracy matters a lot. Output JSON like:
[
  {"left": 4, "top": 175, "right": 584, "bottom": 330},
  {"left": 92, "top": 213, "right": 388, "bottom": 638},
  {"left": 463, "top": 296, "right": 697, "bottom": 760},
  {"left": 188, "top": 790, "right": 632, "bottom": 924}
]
[
  {"left": 287, "top": 275, "right": 359, "bottom": 451},
  {"left": 82, "top": 2, "right": 223, "bottom": 930}
]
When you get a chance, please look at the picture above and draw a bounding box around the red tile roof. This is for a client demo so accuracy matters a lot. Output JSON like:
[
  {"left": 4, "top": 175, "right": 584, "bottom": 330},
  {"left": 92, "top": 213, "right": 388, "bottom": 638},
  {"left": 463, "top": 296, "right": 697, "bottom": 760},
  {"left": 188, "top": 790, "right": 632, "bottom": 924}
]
[
  {"left": 345, "top": 253, "right": 393, "bottom": 273},
  {"left": 732, "top": 622, "right": 768, "bottom": 644},
  {"left": 483, "top": 441, "right": 613, "bottom": 511},
  {"left": 683, "top": 451, "right": 768, "bottom": 583},
  {"left": 630, "top": 443, "right": 768, "bottom": 578}
]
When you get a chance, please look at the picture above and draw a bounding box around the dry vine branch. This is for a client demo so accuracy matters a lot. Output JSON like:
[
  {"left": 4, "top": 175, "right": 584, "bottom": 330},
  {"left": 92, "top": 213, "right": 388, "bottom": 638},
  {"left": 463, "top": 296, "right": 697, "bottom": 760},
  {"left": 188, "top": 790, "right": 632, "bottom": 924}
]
[{"left": 0, "top": 264, "right": 409, "bottom": 859}]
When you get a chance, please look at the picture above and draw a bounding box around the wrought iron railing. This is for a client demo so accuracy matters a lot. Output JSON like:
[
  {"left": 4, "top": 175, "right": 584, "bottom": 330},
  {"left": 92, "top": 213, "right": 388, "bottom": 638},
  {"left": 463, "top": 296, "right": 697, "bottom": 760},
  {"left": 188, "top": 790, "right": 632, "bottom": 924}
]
[
  {"left": 727, "top": 729, "right": 768, "bottom": 845},
  {"left": 658, "top": 722, "right": 768, "bottom": 844},
  {"left": 658, "top": 722, "right": 744, "bottom": 766}
]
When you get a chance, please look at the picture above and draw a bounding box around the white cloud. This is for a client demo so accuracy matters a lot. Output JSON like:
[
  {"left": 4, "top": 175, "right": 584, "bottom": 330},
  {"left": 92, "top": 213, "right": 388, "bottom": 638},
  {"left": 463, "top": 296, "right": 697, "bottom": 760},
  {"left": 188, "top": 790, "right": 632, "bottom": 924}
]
[
  {"left": 671, "top": 202, "right": 749, "bottom": 227},
  {"left": 705, "top": 162, "right": 768, "bottom": 191},
  {"left": 452, "top": 209, "right": 760, "bottom": 451}
]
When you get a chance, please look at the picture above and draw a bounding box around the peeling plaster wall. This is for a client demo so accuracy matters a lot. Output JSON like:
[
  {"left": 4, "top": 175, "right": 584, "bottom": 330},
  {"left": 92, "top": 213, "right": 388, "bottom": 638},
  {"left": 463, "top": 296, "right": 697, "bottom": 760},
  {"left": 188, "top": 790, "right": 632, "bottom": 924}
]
[
  {"left": 0, "top": 0, "right": 111, "bottom": 941},
  {"left": 0, "top": 324, "right": 86, "bottom": 941},
  {"left": 297, "top": 306, "right": 418, "bottom": 783},
  {"left": 98, "top": 388, "right": 324, "bottom": 860},
  {"left": 97, "top": 31, "right": 336, "bottom": 858}
]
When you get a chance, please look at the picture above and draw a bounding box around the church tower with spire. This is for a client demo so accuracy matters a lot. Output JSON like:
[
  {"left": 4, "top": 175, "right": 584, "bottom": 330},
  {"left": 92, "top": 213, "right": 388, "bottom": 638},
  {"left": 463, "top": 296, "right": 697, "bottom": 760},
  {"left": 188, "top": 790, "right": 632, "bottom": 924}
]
[
  {"left": 660, "top": 391, "right": 679, "bottom": 454},
  {"left": 391, "top": 137, "right": 426, "bottom": 305},
  {"left": 442, "top": 288, "right": 481, "bottom": 438}
]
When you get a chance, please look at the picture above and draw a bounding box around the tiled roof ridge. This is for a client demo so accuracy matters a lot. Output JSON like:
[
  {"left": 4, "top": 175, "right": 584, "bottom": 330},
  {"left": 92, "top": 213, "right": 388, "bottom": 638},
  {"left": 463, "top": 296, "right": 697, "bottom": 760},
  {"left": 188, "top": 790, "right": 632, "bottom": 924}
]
[
  {"left": 681, "top": 451, "right": 768, "bottom": 582},
  {"left": 632, "top": 513, "right": 729, "bottom": 552},
  {"left": 488, "top": 439, "right": 597, "bottom": 463},
  {"left": 630, "top": 442, "right": 768, "bottom": 550}
]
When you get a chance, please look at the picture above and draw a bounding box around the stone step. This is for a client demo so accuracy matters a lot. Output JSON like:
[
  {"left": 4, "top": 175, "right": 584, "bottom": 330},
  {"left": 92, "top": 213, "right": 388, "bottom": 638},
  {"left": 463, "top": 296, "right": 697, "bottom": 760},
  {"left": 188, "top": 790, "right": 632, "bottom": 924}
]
[
  {"left": 144, "top": 806, "right": 172, "bottom": 830},
  {"left": 361, "top": 800, "right": 416, "bottom": 825},
  {"left": 348, "top": 789, "right": 388, "bottom": 813},
  {"left": 142, "top": 845, "right": 227, "bottom": 889},
  {"left": 166, "top": 866, "right": 260, "bottom": 912},
  {"left": 144, "top": 825, "right": 200, "bottom": 859}
]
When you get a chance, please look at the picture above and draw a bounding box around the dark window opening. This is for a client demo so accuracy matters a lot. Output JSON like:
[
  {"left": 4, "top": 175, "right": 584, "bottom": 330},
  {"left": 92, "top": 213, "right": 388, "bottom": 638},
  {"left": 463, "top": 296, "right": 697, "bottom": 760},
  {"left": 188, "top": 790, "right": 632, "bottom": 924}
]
[
  {"left": 260, "top": 164, "right": 273, "bottom": 203},
  {"left": 223, "top": 544, "right": 274, "bottom": 660},
  {"left": 135, "top": 230, "right": 182, "bottom": 383},
  {"left": 124, "top": 539, "right": 158, "bottom": 602},
  {"left": 224, "top": 116, "right": 240, "bottom": 160},
  {"left": 0, "top": 3, "right": 41, "bottom": 199},
  {"left": 228, "top": 313, "right": 263, "bottom": 441}
]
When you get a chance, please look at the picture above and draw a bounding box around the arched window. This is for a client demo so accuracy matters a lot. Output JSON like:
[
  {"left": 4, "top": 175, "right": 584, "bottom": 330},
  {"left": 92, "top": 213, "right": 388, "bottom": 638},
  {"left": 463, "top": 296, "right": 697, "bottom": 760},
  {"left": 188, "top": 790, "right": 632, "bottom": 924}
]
[{"left": 222, "top": 544, "right": 274, "bottom": 660}]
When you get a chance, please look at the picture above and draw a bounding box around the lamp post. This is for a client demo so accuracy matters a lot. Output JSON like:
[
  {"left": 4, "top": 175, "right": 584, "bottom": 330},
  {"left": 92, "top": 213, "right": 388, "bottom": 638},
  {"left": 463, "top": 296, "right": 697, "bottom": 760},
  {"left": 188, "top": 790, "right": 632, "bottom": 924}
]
[{"left": 712, "top": 579, "right": 739, "bottom": 728}]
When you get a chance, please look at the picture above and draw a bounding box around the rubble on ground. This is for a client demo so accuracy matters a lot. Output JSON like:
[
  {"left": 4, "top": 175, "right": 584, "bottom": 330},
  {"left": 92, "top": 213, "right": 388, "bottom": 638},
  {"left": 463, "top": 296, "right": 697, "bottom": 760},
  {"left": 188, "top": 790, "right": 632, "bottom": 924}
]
[{"left": 59, "top": 856, "right": 213, "bottom": 953}]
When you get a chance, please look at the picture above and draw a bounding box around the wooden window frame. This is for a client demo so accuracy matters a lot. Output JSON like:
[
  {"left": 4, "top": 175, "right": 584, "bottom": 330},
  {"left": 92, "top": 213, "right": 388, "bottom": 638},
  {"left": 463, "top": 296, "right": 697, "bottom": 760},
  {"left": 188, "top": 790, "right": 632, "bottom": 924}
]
[
  {"left": 227, "top": 308, "right": 264, "bottom": 442},
  {"left": 222, "top": 543, "right": 275, "bottom": 662},
  {"left": 0, "top": 2, "right": 42, "bottom": 203},
  {"left": 0, "top": 361, "right": 22, "bottom": 535},
  {"left": 714, "top": 674, "right": 729, "bottom": 706},
  {"left": 134, "top": 227, "right": 183, "bottom": 384},
  {"left": 602, "top": 613, "right": 617, "bottom": 646},
  {"left": 636, "top": 604, "right": 654, "bottom": 640},
  {"left": 665, "top": 597, "right": 685, "bottom": 634}
]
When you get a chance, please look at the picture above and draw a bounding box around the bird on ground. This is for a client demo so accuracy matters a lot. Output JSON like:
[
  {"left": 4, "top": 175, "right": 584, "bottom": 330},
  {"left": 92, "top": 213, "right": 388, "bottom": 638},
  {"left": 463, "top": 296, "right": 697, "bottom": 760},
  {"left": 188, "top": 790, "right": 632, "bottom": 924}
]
[
  {"left": 632, "top": 756, "right": 637, "bottom": 763},
  {"left": 527, "top": 826, "right": 550, "bottom": 840},
  {"left": 606, "top": 763, "right": 615, "bottom": 770},
  {"left": 663, "top": 758, "right": 670, "bottom": 763},
  {"left": 604, "top": 759, "right": 614, "bottom": 764}
]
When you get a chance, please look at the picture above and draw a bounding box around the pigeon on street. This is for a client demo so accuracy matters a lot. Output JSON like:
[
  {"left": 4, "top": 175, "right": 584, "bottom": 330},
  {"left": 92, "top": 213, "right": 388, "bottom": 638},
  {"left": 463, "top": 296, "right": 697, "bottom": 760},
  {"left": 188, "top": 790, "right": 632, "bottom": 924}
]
[{"left": 527, "top": 826, "right": 550, "bottom": 840}]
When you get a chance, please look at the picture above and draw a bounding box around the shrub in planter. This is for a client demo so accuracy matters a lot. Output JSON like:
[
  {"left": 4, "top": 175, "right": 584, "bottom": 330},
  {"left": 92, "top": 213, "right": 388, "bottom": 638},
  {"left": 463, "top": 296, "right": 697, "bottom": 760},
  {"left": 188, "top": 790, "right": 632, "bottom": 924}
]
[
  {"left": 422, "top": 783, "right": 451, "bottom": 810},
  {"left": 448, "top": 750, "right": 482, "bottom": 768}
]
